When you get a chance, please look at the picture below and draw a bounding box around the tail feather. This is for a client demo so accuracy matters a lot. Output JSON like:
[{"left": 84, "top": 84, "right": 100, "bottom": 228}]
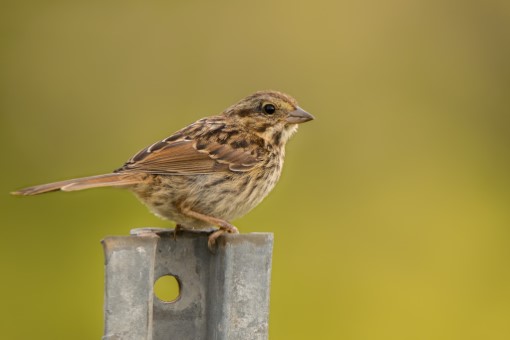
[{"left": 11, "top": 173, "right": 143, "bottom": 196}]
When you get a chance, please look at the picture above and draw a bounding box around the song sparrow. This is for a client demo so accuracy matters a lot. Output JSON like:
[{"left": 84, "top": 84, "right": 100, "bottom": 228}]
[{"left": 12, "top": 90, "right": 314, "bottom": 249}]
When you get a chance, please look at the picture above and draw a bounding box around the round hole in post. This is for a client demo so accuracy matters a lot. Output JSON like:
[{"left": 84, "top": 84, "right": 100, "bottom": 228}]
[{"left": 154, "top": 274, "right": 180, "bottom": 303}]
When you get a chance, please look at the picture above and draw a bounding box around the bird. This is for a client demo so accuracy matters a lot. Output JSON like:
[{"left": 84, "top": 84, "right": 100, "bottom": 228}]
[{"left": 12, "top": 90, "right": 314, "bottom": 249}]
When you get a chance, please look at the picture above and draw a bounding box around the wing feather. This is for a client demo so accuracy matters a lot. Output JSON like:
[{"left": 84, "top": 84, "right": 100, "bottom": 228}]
[{"left": 117, "top": 137, "right": 260, "bottom": 175}]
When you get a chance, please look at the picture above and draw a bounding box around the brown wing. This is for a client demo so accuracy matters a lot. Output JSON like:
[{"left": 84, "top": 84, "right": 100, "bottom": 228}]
[{"left": 116, "top": 137, "right": 260, "bottom": 175}]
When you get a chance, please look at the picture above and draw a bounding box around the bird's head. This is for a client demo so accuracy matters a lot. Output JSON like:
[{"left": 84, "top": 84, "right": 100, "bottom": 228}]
[{"left": 224, "top": 90, "right": 314, "bottom": 146}]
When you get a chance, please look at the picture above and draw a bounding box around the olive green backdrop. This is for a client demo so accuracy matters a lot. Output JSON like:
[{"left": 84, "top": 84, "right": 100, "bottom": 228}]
[{"left": 1, "top": 1, "right": 509, "bottom": 339}]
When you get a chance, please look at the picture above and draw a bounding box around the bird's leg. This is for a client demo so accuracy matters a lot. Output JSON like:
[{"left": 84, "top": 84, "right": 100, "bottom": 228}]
[
  {"left": 178, "top": 205, "right": 239, "bottom": 251},
  {"left": 173, "top": 224, "right": 184, "bottom": 241}
]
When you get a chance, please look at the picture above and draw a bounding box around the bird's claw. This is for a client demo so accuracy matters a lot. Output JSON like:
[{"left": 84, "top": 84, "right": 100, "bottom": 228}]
[{"left": 207, "top": 225, "right": 239, "bottom": 252}]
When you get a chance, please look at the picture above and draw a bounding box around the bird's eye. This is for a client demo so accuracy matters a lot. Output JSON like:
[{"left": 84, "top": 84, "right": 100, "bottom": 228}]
[{"left": 263, "top": 103, "right": 276, "bottom": 114}]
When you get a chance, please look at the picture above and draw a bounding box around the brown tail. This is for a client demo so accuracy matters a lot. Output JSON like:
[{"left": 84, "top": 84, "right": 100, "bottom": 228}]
[{"left": 11, "top": 173, "right": 143, "bottom": 196}]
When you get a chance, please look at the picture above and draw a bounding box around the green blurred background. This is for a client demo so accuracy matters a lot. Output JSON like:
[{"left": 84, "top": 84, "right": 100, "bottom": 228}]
[{"left": 1, "top": 0, "right": 510, "bottom": 339}]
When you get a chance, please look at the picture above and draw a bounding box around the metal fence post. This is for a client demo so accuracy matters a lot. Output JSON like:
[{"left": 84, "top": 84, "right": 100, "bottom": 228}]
[{"left": 102, "top": 229, "right": 274, "bottom": 340}]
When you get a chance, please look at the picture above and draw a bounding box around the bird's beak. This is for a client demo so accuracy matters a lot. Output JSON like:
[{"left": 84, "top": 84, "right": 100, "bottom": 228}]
[{"left": 286, "top": 107, "right": 315, "bottom": 124}]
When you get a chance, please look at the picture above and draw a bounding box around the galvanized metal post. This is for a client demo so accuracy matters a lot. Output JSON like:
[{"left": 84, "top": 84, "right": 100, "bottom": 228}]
[{"left": 102, "top": 229, "right": 274, "bottom": 340}]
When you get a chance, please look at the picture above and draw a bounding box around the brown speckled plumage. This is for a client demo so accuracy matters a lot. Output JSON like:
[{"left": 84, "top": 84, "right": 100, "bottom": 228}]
[{"left": 12, "top": 91, "right": 314, "bottom": 249}]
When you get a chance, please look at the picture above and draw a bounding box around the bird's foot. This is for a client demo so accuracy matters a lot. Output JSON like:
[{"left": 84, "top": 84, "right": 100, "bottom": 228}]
[
  {"left": 207, "top": 223, "right": 239, "bottom": 252},
  {"left": 173, "top": 224, "right": 184, "bottom": 241}
]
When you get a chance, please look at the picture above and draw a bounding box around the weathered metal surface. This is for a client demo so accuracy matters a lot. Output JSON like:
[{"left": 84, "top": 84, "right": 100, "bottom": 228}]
[{"left": 102, "top": 229, "right": 274, "bottom": 340}]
